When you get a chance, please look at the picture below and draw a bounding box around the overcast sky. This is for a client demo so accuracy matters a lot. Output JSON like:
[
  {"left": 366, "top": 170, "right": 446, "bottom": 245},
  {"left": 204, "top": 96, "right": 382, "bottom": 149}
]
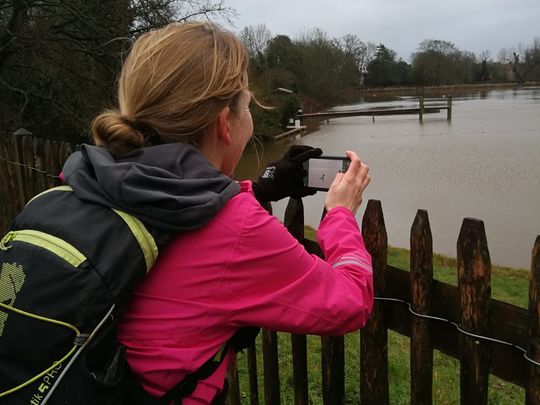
[{"left": 225, "top": 0, "right": 540, "bottom": 61}]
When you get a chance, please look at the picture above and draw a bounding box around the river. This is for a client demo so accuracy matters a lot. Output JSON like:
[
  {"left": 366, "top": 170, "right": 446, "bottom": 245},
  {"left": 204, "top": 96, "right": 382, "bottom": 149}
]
[{"left": 235, "top": 86, "right": 540, "bottom": 270}]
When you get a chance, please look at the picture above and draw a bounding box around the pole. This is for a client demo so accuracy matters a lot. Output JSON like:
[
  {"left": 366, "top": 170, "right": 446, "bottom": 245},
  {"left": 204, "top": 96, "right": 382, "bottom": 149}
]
[
  {"left": 447, "top": 95, "right": 453, "bottom": 121},
  {"left": 419, "top": 96, "right": 424, "bottom": 123}
]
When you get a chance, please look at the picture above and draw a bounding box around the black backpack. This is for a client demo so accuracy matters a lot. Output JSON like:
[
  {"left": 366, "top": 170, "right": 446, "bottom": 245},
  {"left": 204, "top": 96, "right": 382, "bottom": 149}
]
[{"left": 0, "top": 186, "right": 258, "bottom": 404}]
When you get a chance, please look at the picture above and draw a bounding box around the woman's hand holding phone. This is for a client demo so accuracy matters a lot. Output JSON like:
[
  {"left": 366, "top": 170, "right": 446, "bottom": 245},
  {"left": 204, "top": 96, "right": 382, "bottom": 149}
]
[
  {"left": 252, "top": 145, "right": 323, "bottom": 203},
  {"left": 324, "top": 151, "right": 370, "bottom": 215}
]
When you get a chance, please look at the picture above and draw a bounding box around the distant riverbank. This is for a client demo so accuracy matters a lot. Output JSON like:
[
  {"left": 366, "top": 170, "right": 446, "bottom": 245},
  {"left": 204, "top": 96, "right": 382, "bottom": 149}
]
[
  {"left": 353, "top": 81, "right": 540, "bottom": 96},
  {"left": 298, "top": 81, "right": 540, "bottom": 121}
]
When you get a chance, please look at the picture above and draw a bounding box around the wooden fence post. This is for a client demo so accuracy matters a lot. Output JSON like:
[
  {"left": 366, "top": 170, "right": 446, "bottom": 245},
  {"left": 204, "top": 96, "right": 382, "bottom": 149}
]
[
  {"left": 284, "top": 198, "right": 309, "bottom": 405},
  {"left": 59, "top": 141, "right": 74, "bottom": 165},
  {"left": 46, "top": 139, "right": 62, "bottom": 188},
  {"left": 457, "top": 218, "right": 491, "bottom": 405},
  {"left": 1, "top": 134, "right": 20, "bottom": 232},
  {"left": 322, "top": 336, "right": 345, "bottom": 405},
  {"left": 21, "top": 135, "right": 36, "bottom": 200},
  {"left": 33, "top": 137, "right": 48, "bottom": 193},
  {"left": 225, "top": 355, "right": 240, "bottom": 405},
  {"left": 260, "top": 202, "right": 281, "bottom": 405},
  {"left": 361, "top": 200, "right": 389, "bottom": 404},
  {"left": 527, "top": 236, "right": 540, "bottom": 404},
  {"left": 12, "top": 128, "right": 31, "bottom": 209},
  {"left": 0, "top": 134, "right": 11, "bottom": 234},
  {"left": 262, "top": 330, "right": 280, "bottom": 405},
  {"left": 318, "top": 206, "right": 345, "bottom": 405},
  {"left": 44, "top": 140, "right": 55, "bottom": 188},
  {"left": 410, "top": 209, "right": 433, "bottom": 404},
  {"left": 247, "top": 345, "right": 259, "bottom": 405}
]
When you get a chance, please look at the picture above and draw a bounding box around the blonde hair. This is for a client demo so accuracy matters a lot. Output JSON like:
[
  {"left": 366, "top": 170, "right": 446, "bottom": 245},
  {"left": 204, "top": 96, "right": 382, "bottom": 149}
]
[{"left": 91, "top": 21, "right": 249, "bottom": 157}]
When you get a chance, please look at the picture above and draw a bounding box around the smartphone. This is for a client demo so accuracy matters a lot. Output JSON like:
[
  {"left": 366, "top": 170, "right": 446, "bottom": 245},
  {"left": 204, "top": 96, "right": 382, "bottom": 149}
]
[{"left": 303, "top": 156, "right": 351, "bottom": 191}]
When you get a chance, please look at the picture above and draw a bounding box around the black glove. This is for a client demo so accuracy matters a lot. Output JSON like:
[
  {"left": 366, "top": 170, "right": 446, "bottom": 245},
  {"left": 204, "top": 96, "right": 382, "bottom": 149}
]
[{"left": 252, "top": 145, "right": 323, "bottom": 203}]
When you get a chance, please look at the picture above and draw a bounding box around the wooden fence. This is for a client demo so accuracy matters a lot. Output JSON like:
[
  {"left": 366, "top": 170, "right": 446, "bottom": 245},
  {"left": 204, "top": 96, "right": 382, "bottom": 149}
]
[
  {"left": 0, "top": 129, "right": 73, "bottom": 235},
  {"left": 1, "top": 129, "right": 539, "bottom": 404},
  {"left": 220, "top": 198, "right": 540, "bottom": 405}
]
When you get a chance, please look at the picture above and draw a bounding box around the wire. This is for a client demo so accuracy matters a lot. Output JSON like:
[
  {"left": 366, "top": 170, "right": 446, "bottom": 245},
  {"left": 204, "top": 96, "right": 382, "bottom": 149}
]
[
  {"left": 374, "top": 296, "right": 540, "bottom": 367},
  {"left": 0, "top": 155, "right": 60, "bottom": 179}
]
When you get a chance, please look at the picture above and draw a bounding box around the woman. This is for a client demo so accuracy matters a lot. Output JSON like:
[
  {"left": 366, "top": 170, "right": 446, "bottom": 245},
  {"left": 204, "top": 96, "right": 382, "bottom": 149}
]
[{"left": 78, "top": 21, "right": 373, "bottom": 404}]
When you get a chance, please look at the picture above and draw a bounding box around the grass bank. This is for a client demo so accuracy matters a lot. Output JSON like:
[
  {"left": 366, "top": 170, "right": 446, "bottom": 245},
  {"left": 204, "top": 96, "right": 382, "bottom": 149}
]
[{"left": 235, "top": 228, "right": 529, "bottom": 404}]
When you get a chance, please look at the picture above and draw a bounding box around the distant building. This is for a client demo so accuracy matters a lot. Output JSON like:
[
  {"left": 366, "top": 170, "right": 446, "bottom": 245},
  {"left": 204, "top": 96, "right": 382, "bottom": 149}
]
[{"left": 504, "top": 63, "right": 516, "bottom": 82}]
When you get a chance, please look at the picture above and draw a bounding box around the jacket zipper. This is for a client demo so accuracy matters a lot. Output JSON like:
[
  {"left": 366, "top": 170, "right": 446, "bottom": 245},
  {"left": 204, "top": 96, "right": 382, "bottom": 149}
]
[{"left": 0, "top": 230, "right": 86, "bottom": 268}]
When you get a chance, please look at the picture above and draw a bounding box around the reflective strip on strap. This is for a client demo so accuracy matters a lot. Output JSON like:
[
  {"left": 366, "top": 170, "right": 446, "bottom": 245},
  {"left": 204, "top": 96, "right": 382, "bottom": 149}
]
[
  {"left": 26, "top": 185, "right": 74, "bottom": 206},
  {"left": 111, "top": 209, "right": 158, "bottom": 272}
]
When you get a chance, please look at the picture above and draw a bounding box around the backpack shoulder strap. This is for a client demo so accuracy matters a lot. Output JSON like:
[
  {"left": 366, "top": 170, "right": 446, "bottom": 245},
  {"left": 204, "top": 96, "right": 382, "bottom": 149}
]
[
  {"left": 160, "top": 341, "right": 231, "bottom": 405},
  {"left": 111, "top": 208, "right": 158, "bottom": 273},
  {"left": 27, "top": 186, "right": 160, "bottom": 273},
  {"left": 160, "top": 327, "right": 261, "bottom": 404}
]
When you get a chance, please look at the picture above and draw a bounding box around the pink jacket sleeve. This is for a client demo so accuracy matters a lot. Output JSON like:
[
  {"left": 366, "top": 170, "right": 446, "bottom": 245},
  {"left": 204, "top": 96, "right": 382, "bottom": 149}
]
[{"left": 223, "top": 202, "right": 374, "bottom": 336}]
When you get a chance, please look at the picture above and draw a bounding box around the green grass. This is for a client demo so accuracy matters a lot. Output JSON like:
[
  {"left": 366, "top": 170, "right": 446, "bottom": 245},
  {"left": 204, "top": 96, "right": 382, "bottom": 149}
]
[
  {"left": 234, "top": 226, "right": 530, "bottom": 404},
  {"left": 387, "top": 246, "right": 530, "bottom": 308}
]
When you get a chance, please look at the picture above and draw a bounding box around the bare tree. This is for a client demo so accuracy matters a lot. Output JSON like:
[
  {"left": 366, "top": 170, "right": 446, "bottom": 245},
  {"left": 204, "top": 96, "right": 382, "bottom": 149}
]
[
  {"left": 340, "top": 34, "right": 366, "bottom": 71},
  {"left": 499, "top": 38, "right": 540, "bottom": 83},
  {"left": 239, "top": 23, "right": 271, "bottom": 58},
  {"left": 478, "top": 50, "right": 491, "bottom": 63},
  {"left": 364, "top": 42, "right": 378, "bottom": 71},
  {"left": 0, "top": 0, "right": 233, "bottom": 140}
]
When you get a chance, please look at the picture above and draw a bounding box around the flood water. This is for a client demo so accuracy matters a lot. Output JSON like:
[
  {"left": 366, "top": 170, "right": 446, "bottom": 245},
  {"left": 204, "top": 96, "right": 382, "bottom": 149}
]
[{"left": 235, "top": 86, "right": 540, "bottom": 270}]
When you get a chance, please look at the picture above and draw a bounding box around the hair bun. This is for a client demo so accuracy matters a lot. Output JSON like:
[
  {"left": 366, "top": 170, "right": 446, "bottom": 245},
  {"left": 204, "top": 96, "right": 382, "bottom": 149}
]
[{"left": 91, "top": 110, "right": 144, "bottom": 157}]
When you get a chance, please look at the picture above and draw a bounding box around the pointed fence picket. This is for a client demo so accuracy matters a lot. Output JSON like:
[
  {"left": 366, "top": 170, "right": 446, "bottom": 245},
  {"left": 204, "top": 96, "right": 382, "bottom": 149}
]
[
  {"left": 228, "top": 197, "right": 538, "bottom": 405},
  {"left": 361, "top": 200, "right": 389, "bottom": 404},
  {"left": 410, "top": 210, "right": 433, "bottom": 404},
  {"left": 527, "top": 237, "right": 540, "bottom": 403},
  {"left": 284, "top": 198, "right": 309, "bottom": 405}
]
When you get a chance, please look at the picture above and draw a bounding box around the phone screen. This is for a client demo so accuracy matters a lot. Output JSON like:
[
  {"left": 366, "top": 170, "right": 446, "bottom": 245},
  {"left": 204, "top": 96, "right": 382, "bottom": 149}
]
[{"left": 303, "top": 156, "right": 351, "bottom": 191}]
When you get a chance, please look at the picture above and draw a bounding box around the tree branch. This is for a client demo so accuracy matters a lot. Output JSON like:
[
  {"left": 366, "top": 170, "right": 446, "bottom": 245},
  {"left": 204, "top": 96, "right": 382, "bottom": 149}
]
[{"left": 0, "top": 0, "right": 30, "bottom": 72}]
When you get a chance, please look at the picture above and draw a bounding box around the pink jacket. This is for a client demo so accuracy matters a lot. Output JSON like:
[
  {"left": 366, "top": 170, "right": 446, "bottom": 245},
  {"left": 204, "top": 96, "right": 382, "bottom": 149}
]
[{"left": 117, "top": 181, "right": 373, "bottom": 404}]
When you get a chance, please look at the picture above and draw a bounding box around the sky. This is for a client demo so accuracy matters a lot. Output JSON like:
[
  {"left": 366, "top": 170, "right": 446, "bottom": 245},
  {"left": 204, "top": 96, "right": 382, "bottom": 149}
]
[{"left": 225, "top": 0, "right": 540, "bottom": 61}]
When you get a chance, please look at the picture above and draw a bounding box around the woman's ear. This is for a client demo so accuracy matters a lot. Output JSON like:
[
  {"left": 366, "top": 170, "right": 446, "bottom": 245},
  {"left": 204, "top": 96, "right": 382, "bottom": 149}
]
[{"left": 216, "top": 107, "right": 232, "bottom": 146}]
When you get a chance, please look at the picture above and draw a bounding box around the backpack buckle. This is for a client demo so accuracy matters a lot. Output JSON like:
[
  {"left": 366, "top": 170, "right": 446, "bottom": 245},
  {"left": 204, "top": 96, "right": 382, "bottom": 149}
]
[{"left": 74, "top": 333, "right": 89, "bottom": 346}]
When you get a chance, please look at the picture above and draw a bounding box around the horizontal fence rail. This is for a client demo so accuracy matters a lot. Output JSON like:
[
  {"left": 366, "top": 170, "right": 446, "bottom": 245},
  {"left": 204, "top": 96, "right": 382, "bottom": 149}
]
[
  {"left": 298, "top": 96, "right": 453, "bottom": 123},
  {"left": 1, "top": 129, "right": 539, "bottom": 404}
]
